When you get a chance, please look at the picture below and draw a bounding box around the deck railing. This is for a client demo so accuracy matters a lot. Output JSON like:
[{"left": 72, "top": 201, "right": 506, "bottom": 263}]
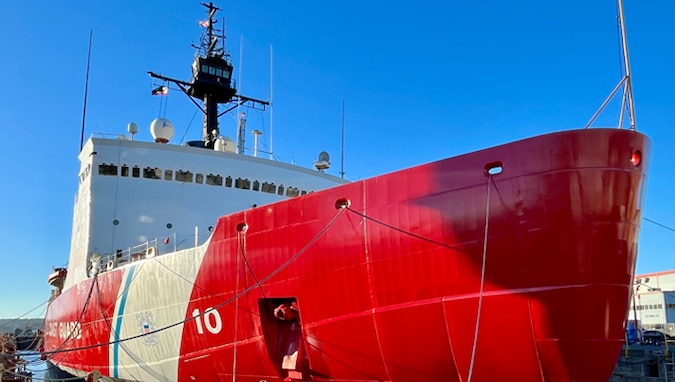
[{"left": 94, "top": 230, "right": 213, "bottom": 274}]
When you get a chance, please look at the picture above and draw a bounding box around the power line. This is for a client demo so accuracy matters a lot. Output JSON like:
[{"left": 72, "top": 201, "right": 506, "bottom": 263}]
[{"left": 644, "top": 217, "right": 675, "bottom": 233}]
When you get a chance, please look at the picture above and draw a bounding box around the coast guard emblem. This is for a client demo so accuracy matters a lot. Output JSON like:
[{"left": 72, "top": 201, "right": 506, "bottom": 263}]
[{"left": 137, "top": 312, "right": 159, "bottom": 346}]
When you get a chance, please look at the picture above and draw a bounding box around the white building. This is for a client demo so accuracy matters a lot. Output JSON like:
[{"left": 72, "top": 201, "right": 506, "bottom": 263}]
[{"left": 628, "top": 270, "right": 675, "bottom": 335}]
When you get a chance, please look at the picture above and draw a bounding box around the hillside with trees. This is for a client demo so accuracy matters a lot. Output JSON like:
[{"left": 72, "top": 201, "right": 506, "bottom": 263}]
[{"left": 0, "top": 318, "right": 44, "bottom": 335}]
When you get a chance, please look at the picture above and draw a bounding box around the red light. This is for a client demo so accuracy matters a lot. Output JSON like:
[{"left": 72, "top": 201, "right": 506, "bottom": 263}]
[{"left": 631, "top": 151, "right": 641, "bottom": 167}]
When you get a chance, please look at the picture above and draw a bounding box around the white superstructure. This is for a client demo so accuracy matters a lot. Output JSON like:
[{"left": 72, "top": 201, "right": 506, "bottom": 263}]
[{"left": 65, "top": 132, "right": 346, "bottom": 290}]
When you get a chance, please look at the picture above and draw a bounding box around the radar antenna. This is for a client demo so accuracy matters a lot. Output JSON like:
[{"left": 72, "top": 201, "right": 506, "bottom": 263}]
[{"left": 148, "top": 2, "right": 269, "bottom": 149}]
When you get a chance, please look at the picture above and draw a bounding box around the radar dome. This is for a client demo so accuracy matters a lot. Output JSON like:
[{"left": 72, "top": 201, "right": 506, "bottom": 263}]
[
  {"left": 214, "top": 136, "right": 236, "bottom": 153},
  {"left": 127, "top": 122, "right": 139, "bottom": 135},
  {"left": 150, "top": 118, "right": 175, "bottom": 144},
  {"left": 314, "top": 151, "right": 331, "bottom": 172}
]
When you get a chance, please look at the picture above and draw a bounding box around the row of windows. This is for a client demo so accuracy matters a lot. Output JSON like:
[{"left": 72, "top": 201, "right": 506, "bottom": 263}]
[
  {"left": 200, "top": 64, "right": 231, "bottom": 79},
  {"left": 97, "top": 163, "right": 309, "bottom": 197},
  {"left": 635, "top": 304, "right": 665, "bottom": 310}
]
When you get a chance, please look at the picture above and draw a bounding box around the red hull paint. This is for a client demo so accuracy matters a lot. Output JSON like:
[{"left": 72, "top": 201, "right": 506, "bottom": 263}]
[
  {"left": 43, "top": 271, "right": 124, "bottom": 376},
  {"left": 45, "top": 128, "right": 649, "bottom": 381}
]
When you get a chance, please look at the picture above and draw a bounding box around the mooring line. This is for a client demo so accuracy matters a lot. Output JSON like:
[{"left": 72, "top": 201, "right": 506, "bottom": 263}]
[{"left": 467, "top": 174, "right": 493, "bottom": 382}]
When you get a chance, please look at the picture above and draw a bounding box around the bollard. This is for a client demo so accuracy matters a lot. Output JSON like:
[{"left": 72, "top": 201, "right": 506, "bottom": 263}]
[{"left": 86, "top": 369, "right": 101, "bottom": 382}]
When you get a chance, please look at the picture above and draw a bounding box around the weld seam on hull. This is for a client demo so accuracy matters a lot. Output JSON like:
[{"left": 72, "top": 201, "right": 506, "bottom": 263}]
[{"left": 303, "top": 283, "right": 626, "bottom": 329}]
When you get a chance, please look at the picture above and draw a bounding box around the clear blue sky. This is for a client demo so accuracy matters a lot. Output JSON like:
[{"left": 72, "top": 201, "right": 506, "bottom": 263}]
[{"left": 1, "top": 0, "right": 674, "bottom": 318}]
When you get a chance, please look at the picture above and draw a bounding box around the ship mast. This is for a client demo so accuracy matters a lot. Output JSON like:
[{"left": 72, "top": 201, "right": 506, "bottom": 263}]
[
  {"left": 617, "top": 0, "right": 636, "bottom": 130},
  {"left": 584, "top": 0, "right": 637, "bottom": 131},
  {"left": 148, "top": 2, "right": 269, "bottom": 149}
]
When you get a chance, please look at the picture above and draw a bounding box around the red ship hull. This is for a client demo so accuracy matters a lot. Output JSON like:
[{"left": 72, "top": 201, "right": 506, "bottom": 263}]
[{"left": 44, "top": 128, "right": 649, "bottom": 381}]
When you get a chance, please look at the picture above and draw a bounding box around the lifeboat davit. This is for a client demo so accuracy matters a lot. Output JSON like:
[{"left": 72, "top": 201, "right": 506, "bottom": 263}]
[{"left": 47, "top": 267, "right": 67, "bottom": 290}]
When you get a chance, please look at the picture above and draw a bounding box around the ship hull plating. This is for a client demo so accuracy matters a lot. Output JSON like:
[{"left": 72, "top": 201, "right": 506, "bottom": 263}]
[{"left": 44, "top": 128, "right": 650, "bottom": 381}]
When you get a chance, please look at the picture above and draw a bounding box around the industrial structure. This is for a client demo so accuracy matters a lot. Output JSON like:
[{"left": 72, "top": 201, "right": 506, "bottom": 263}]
[{"left": 629, "top": 270, "right": 675, "bottom": 336}]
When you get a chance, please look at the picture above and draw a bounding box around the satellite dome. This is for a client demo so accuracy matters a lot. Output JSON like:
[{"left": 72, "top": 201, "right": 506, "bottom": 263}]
[
  {"left": 214, "top": 136, "right": 236, "bottom": 153},
  {"left": 127, "top": 122, "right": 139, "bottom": 135},
  {"left": 150, "top": 118, "right": 175, "bottom": 144},
  {"left": 314, "top": 151, "right": 331, "bottom": 172}
]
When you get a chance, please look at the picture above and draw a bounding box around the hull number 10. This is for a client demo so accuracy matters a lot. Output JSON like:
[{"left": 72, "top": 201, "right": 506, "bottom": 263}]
[{"left": 192, "top": 307, "right": 222, "bottom": 334}]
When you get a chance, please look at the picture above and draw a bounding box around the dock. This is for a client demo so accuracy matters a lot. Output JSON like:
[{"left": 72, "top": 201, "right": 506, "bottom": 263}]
[{"left": 611, "top": 344, "right": 675, "bottom": 381}]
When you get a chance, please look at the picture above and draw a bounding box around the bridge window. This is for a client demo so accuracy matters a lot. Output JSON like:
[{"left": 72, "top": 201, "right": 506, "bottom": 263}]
[
  {"left": 98, "top": 163, "right": 315, "bottom": 202},
  {"left": 143, "top": 167, "right": 161, "bottom": 179},
  {"left": 176, "top": 170, "right": 193, "bottom": 183},
  {"left": 286, "top": 187, "right": 300, "bottom": 197},
  {"left": 262, "top": 182, "right": 276, "bottom": 194},
  {"left": 206, "top": 174, "right": 222, "bottom": 186},
  {"left": 98, "top": 163, "right": 118, "bottom": 176},
  {"left": 235, "top": 177, "right": 251, "bottom": 190}
]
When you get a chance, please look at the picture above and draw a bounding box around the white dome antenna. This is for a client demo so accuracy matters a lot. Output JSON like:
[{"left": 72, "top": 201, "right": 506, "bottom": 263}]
[
  {"left": 150, "top": 118, "right": 175, "bottom": 144},
  {"left": 314, "top": 151, "right": 331, "bottom": 172},
  {"left": 214, "top": 137, "right": 236, "bottom": 153},
  {"left": 127, "top": 122, "right": 139, "bottom": 140}
]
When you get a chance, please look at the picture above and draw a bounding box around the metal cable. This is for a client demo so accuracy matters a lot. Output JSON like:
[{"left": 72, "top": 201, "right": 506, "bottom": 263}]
[
  {"left": 467, "top": 174, "right": 493, "bottom": 382},
  {"left": 38, "top": 206, "right": 346, "bottom": 357}
]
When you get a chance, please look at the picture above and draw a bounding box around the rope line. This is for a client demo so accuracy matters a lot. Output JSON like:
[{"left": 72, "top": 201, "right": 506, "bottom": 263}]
[
  {"left": 42, "top": 275, "right": 99, "bottom": 365},
  {"left": 37, "top": 207, "right": 346, "bottom": 357},
  {"left": 467, "top": 174, "right": 493, "bottom": 382},
  {"left": 644, "top": 217, "right": 675, "bottom": 233},
  {"left": 345, "top": 207, "right": 472, "bottom": 255},
  {"left": 151, "top": 256, "right": 262, "bottom": 318},
  {"left": 0, "top": 300, "right": 50, "bottom": 331},
  {"left": 238, "top": 231, "right": 267, "bottom": 299},
  {"left": 94, "top": 277, "right": 167, "bottom": 382},
  {"left": 232, "top": 229, "right": 243, "bottom": 382}
]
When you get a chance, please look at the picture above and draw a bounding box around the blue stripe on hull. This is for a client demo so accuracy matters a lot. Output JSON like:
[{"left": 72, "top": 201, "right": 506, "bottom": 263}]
[{"left": 113, "top": 266, "right": 136, "bottom": 378}]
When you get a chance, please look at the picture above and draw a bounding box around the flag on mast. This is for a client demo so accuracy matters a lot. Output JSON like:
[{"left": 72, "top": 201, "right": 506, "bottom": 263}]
[{"left": 151, "top": 85, "right": 168, "bottom": 96}]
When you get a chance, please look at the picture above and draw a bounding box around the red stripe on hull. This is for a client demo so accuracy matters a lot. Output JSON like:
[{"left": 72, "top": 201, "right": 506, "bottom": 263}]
[{"left": 43, "top": 270, "right": 124, "bottom": 376}]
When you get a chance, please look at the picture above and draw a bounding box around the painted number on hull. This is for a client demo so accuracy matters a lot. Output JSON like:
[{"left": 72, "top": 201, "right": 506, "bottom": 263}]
[{"left": 192, "top": 308, "right": 222, "bottom": 334}]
